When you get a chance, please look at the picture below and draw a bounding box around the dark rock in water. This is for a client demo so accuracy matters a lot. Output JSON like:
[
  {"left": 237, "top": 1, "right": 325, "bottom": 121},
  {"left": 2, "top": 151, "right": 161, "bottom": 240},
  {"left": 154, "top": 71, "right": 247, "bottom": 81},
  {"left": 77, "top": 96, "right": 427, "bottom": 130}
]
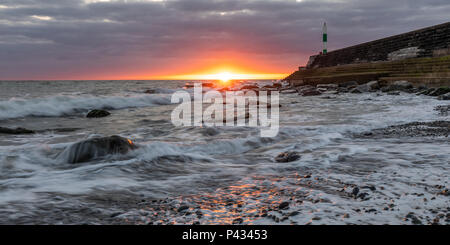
[
  {"left": 417, "top": 85, "right": 428, "bottom": 90},
  {"left": 406, "top": 87, "right": 421, "bottom": 93},
  {"left": 299, "top": 88, "right": 321, "bottom": 96},
  {"left": 201, "top": 127, "right": 220, "bottom": 136},
  {"left": 352, "top": 187, "right": 360, "bottom": 197},
  {"left": 352, "top": 81, "right": 379, "bottom": 93},
  {"left": 144, "top": 89, "right": 157, "bottom": 94},
  {"left": 232, "top": 218, "right": 243, "bottom": 224},
  {"left": 317, "top": 83, "right": 338, "bottom": 90},
  {"left": 0, "top": 127, "right": 35, "bottom": 134},
  {"left": 177, "top": 206, "right": 189, "bottom": 212},
  {"left": 279, "top": 202, "right": 290, "bottom": 210},
  {"left": 110, "top": 212, "right": 122, "bottom": 218},
  {"left": 338, "top": 87, "right": 349, "bottom": 93},
  {"left": 339, "top": 81, "right": 358, "bottom": 88},
  {"left": 86, "top": 109, "right": 111, "bottom": 118},
  {"left": 61, "top": 135, "right": 137, "bottom": 163},
  {"left": 415, "top": 85, "right": 429, "bottom": 94},
  {"left": 438, "top": 92, "right": 450, "bottom": 100},
  {"left": 429, "top": 87, "right": 450, "bottom": 96},
  {"left": 321, "top": 96, "right": 335, "bottom": 100},
  {"left": 357, "top": 192, "right": 369, "bottom": 200},
  {"left": 362, "top": 185, "right": 376, "bottom": 191},
  {"left": 381, "top": 87, "right": 391, "bottom": 93},
  {"left": 411, "top": 217, "right": 422, "bottom": 225},
  {"left": 263, "top": 83, "right": 282, "bottom": 89},
  {"left": 416, "top": 90, "right": 427, "bottom": 96},
  {"left": 241, "top": 85, "right": 259, "bottom": 90},
  {"left": 275, "top": 151, "right": 301, "bottom": 163},
  {"left": 382, "top": 80, "right": 413, "bottom": 92},
  {"left": 296, "top": 85, "right": 315, "bottom": 92},
  {"left": 417, "top": 87, "right": 436, "bottom": 96},
  {"left": 405, "top": 212, "right": 422, "bottom": 225}
]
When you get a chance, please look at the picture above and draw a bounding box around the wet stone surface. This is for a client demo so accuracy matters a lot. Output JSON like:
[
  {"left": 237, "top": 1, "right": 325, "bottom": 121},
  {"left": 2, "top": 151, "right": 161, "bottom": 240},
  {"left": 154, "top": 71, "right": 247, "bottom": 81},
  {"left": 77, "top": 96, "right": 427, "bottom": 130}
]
[{"left": 358, "top": 121, "right": 450, "bottom": 138}]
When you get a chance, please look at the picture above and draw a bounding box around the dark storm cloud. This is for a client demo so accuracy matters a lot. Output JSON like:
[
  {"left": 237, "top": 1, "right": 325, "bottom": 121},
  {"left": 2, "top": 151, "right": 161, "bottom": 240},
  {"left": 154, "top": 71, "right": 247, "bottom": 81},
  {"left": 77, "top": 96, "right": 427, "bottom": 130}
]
[{"left": 0, "top": 0, "right": 449, "bottom": 79}]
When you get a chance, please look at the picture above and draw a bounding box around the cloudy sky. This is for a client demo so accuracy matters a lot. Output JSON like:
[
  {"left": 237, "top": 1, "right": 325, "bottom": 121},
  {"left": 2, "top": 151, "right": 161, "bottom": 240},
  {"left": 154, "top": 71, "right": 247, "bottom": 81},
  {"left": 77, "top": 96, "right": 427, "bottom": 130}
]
[{"left": 0, "top": 0, "right": 449, "bottom": 80}]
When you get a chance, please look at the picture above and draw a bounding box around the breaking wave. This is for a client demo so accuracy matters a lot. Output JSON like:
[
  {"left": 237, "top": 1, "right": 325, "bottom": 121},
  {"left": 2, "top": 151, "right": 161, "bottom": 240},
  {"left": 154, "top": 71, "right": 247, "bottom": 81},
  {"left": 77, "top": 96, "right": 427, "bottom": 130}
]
[{"left": 0, "top": 93, "right": 172, "bottom": 120}]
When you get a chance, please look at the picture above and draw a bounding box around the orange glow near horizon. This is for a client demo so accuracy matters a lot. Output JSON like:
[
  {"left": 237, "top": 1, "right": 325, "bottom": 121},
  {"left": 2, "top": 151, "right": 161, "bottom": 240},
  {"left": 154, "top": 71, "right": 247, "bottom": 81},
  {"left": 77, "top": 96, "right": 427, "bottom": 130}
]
[
  {"left": 38, "top": 51, "right": 297, "bottom": 81},
  {"left": 53, "top": 56, "right": 294, "bottom": 81},
  {"left": 160, "top": 71, "right": 287, "bottom": 81},
  {"left": 148, "top": 61, "right": 289, "bottom": 81}
]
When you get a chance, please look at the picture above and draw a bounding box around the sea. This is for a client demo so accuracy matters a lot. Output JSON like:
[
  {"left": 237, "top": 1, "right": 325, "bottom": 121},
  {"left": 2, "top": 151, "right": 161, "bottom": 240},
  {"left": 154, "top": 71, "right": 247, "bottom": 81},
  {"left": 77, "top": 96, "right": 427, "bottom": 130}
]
[{"left": 0, "top": 80, "right": 448, "bottom": 224}]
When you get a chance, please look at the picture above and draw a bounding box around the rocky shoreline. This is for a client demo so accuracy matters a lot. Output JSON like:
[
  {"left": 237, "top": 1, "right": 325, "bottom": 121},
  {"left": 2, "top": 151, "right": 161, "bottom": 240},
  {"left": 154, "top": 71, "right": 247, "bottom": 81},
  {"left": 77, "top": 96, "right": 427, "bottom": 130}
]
[
  {"left": 286, "top": 80, "right": 450, "bottom": 99},
  {"left": 1, "top": 80, "right": 449, "bottom": 225},
  {"left": 105, "top": 80, "right": 450, "bottom": 225},
  {"left": 358, "top": 121, "right": 450, "bottom": 138},
  {"left": 4, "top": 169, "right": 447, "bottom": 225}
]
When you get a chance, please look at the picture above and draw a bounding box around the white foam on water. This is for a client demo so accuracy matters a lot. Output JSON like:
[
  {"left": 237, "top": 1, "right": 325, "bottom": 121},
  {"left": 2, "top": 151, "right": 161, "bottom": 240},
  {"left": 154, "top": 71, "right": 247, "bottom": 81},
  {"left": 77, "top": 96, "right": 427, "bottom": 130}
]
[
  {"left": 0, "top": 86, "right": 449, "bottom": 224},
  {"left": 0, "top": 93, "right": 172, "bottom": 120}
]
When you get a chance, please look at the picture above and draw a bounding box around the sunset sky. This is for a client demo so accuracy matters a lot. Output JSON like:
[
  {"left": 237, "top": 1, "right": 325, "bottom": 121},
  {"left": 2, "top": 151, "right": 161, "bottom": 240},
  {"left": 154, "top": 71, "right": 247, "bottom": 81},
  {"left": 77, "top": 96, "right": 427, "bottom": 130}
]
[{"left": 0, "top": 0, "right": 449, "bottom": 80}]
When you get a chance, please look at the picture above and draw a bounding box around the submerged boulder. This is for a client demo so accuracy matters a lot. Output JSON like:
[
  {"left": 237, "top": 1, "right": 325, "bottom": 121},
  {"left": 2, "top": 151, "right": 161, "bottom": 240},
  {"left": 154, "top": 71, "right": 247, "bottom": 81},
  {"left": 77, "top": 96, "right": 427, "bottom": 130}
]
[
  {"left": 416, "top": 87, "right": 432, "bottom": 95},
  {"left": 0, "top": 127, "right": 35, "bottom": 134},
  {"left": 416, "top": 87, "right": 450, "bottom": 96},
  {"left": 429, "top": 87, "right": 450, "bottom": 97},
  {"left": 61, "top": 135, "right": 137, "bottom": 163},
  {"left": 86, "top": 109, "right": 111, "bottom": 118},
  {"left": 275, "top": 151, "right": 301, "bottom": 163},
  {"left": 438, "top": 92, "right": 450, "bottom": 100}
]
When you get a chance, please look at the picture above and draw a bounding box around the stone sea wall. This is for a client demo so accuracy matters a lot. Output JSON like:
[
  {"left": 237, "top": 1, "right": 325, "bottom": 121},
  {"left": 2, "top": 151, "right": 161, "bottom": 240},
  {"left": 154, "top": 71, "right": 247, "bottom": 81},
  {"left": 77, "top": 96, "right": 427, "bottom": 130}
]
[{"left": 307, "top": 22, "right": 450, "bottom": 69}]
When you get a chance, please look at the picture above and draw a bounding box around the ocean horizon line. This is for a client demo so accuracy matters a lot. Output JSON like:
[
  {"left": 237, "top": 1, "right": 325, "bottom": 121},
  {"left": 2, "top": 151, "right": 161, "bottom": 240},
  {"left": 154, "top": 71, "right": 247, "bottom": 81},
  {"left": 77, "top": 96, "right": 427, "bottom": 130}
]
[{"left": 0, "top": 79, "right": 280, "bottom": 82}]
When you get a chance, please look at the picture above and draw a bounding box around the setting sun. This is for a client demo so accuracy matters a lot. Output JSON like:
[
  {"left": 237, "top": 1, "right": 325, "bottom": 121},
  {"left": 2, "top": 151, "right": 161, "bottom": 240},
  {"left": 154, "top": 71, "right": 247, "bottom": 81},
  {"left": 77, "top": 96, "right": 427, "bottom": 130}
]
[
  {"left": 163, "top": 71, "right": 287, "bottom": 81},
  {"left": 217, "top": 72, "right": 232, "bottom": 82}
]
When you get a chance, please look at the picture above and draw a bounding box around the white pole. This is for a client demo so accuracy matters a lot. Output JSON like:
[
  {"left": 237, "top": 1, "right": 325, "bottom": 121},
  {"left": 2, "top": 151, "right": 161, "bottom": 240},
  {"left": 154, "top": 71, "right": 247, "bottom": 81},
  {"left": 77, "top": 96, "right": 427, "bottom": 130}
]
[{"left": 323, "top": 22, "right": 327, "bottom": 54}]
